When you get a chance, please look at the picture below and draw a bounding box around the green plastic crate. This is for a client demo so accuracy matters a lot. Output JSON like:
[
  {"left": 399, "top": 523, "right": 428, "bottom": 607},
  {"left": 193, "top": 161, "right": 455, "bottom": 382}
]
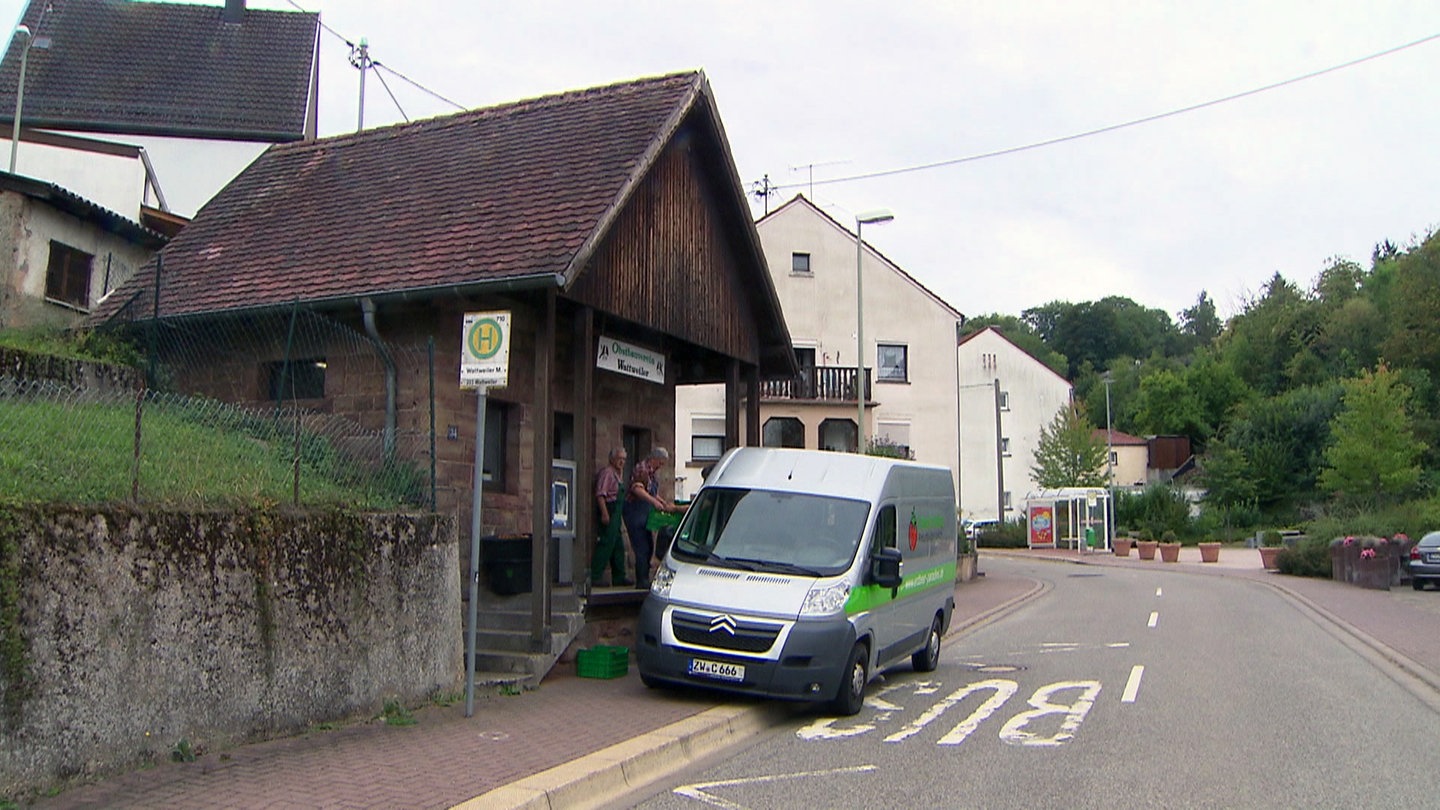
[{"left": 576, "top": 645, "right": 629, "bottom": 679}]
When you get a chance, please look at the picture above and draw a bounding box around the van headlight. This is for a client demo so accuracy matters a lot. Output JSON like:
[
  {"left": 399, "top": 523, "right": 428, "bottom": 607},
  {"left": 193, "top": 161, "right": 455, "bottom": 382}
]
[
  {"left": 800, "top": 581, "right": 851, "bottom": 616},
  {"left": 651, "top": 565, "right": 674, "bottom": 598}
]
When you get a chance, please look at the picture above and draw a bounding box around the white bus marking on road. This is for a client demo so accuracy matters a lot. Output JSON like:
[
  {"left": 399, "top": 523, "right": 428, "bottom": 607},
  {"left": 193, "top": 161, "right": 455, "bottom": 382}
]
[
  {"left": 1121, "top": 665, "right": 1144, "bottom": 703},
  {"left": 998, "top": 681, "right": 1102, "bottom": 747}
]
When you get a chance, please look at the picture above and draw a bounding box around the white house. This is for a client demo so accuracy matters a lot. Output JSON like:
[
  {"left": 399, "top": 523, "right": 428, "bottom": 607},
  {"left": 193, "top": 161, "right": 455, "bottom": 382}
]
[
  {"left": 676, "top": 194, "right": 964, "bottom": 498},
  {"left": 0, "top": 0, "right": 319, "bottom": 220},
  {"left": 0, "top": 173, "right": 167, "bottom": 329},
  {"left": 956, "top": 326, "right": 1072, "bottom": 523}
]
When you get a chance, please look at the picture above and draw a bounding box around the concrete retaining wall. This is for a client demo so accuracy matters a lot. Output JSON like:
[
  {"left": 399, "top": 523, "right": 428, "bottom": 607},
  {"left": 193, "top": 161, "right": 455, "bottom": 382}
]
[{"left": 0, "top": 506, "right": 461, "bottom": 798}]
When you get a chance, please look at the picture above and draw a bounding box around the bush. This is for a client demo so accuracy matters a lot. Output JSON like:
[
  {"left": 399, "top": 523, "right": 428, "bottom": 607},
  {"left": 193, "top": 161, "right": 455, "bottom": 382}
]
[
  {"left": 1276, "top": 535, "right": 1331, "bottom": 577},
  {"left": 1117, "top": 484, "right": 1192, "bottom": 540},
  {"left": 975, "top": 520, "right": 1027, "bottom": 548}
]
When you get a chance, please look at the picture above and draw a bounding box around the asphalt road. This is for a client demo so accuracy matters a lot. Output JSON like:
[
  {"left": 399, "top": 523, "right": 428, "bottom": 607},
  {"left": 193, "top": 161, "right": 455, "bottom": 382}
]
[{"left": 618, "top": 555, "right": 1440, "bottom": 809}]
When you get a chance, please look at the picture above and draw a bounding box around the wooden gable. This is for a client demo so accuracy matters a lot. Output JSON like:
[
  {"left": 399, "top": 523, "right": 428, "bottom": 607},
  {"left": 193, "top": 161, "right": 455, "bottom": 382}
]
[{"left": 566, "top": 121, "right": 762, "bottom": 374}]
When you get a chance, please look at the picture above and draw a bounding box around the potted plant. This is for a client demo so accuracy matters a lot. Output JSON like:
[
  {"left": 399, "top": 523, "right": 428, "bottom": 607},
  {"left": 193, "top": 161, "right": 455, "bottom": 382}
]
[
  {"left": 957, "top": 535, "right": 979, "bottom": 582},
  {"left": 1258, "top": 530, "right": 1284, "bottom": 570},
  {"left": 1113, "top": 529, "right": 1133, "bottom": 558},
  {"left": 1198, "top": 537, "right": 1221, "bottom": 563},
  {"left": 1159, "top": 530, "right": 1182, "bottom": 563},
  {"left": 1135, "top": 529, "right": 1159, "bottom": 561}
]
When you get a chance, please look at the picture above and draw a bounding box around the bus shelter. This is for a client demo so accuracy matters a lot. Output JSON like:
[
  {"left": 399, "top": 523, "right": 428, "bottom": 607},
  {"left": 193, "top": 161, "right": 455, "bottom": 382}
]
[{"left": 1025, "top": 487, "right": 1112, "bottom": 552}]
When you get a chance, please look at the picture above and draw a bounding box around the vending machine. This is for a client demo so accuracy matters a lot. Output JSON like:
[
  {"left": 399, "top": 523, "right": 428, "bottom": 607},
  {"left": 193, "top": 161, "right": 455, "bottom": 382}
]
[{"left": 551, "top": 459, "right": 576, "bottom": 584}]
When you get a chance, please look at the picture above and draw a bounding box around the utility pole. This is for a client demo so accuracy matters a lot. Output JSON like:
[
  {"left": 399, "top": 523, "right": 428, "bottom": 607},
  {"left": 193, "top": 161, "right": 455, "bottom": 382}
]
[{"left": 350, "top": 37, "right": 371, "bottom": 132}]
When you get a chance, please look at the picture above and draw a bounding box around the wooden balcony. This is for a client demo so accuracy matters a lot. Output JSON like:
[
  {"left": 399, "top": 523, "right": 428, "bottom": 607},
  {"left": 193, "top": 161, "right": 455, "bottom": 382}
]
[{"left": 760, "top": 366, "right": 871, "bottom": 402}]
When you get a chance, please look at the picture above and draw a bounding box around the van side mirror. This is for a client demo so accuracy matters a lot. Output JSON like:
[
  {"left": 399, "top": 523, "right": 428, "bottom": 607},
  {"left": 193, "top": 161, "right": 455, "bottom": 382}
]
[{"left": 871, "top": 546, "right": 902, "bottom": 589}]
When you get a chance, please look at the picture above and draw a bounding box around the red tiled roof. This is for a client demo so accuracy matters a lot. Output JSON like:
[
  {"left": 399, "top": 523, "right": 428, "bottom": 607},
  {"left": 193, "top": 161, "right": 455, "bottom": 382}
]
[
  {"left": 93, "top": 71, "right": 707, "bottom": 320},
  {"left": 1093, "top": 428, "right": 1147, "bottom": 446},
  {"left": 1, "top": 0, "right": 317, "bottom": 141}
]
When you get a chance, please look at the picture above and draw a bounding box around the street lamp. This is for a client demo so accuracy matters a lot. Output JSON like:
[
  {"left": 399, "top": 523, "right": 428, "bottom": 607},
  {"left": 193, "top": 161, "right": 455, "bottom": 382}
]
[
  {"left": 9, "top": 23, "right": 51, "bottom": 175},
  {"left": 855, "top": 209, "right": 893, "bottom": 453},
  {"left": 1103, "top": 370, "right": 1114, "bottom": 544}
]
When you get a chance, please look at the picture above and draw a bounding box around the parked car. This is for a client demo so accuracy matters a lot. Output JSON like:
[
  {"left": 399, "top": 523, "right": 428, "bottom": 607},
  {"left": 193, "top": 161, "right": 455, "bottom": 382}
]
[
  {"left": 1408, "top": 531, "right": 1440, "bottom": 590},
  {"left": 964, "top": 519, "right": 999, "bottom": 540}
]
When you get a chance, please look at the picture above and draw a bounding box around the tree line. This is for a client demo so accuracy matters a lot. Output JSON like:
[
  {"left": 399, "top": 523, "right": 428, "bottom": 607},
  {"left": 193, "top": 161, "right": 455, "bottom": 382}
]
[{"left": 962, "top": 228, "right": 1440, "bottom": 537}]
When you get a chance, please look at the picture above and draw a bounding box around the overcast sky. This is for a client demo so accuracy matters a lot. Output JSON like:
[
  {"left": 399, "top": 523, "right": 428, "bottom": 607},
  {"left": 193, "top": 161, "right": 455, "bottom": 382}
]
[{"left": 8, "top": 0, "right": 1440, "bottom": 322}]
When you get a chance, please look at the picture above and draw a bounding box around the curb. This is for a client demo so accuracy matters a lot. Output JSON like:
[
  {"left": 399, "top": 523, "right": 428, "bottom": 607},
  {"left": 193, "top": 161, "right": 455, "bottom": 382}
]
[{"left": 452, "top": 703, "right": 789, "bottom": 810}]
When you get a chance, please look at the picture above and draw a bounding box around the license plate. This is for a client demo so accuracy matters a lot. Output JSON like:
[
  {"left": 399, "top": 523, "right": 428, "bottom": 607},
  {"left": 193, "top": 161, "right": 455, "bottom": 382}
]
[
  {"left": 689, "top": 658, "right": 745, "bottom": 682},
  {"left": 1426, "top": 553, "right": 1440, "bottom": 564}
]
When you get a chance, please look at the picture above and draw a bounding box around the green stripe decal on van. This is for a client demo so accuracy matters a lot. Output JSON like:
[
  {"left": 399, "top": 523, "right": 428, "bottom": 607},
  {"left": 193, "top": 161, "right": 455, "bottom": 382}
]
[{"left": 844, "top": 560, "right": 957, "bottom": 614}]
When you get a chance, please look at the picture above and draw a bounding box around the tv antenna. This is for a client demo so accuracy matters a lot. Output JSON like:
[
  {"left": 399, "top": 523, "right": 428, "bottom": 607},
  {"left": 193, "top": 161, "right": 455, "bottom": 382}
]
[{"left": 790, "top": 159, "right": 851, "bottom": 198}]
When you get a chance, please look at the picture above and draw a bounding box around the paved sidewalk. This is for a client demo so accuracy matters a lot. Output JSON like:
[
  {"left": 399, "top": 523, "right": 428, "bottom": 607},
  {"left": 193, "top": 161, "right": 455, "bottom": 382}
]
[{"left": 25, "top": 570, "right": 1044, "bottom": 810}]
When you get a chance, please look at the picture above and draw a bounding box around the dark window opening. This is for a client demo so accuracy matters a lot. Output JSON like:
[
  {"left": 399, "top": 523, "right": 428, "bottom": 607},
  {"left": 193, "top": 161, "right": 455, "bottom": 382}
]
[
  {"left": 45, "top": 241, "right": 94, "bottom": 309},
  {"left": 762, "top": 416, "right": 804, "bottom": 448},
  {"left": 791, "top": 252, "right": 811, "bottom": 274},
  {"left": 266, "top": 358, "right": 326, "bottom": 400}
]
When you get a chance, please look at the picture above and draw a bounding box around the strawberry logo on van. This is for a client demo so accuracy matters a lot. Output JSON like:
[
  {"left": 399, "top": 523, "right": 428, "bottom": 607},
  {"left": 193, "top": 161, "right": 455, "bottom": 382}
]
[{"left": 908, "top": 510, "right": 919, "bottom": 551}]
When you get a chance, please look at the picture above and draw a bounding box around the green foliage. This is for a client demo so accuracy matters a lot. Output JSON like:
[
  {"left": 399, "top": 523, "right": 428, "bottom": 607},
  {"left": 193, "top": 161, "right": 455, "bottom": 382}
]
[
  {"left": 1160, "top": 529, "right": 1178, "bottom": 543},
  {"left": 974, "top": 520, "right": 1027, "bottom": 548},
  {"left": 865, "top": 436, "right": 914, "bottom": 460},
  {"left": 381, "top": 699, "right": 416, "bottom": 727},
  {"left": 0, "top": 326, "right": 143, "bottom": 368},
  {"left": 1116, "top": 484, "right": 1191, "bottom": 539},
  {"left": 1218, "top": 384, "right": 1343, "bottom": 513},
  {"left": 1030, "top": 402, "right": 1106, "bottom": 488},
  {"left": 1178, "top": 291, "right": 1222, "bottom": 351},
  {"left": 1261, "top": 529, "right": 1283, "bottom": 547},
  {"left": 170, "top": 739, "right": 197, "bottom": 763},
  {"left": 1275, "top": 536, "right": 1331, "bottom": 577},
  {"left": 1023, "top": 297, "right": 1181, "bottom": 380},
  {"left": 1131, "top": 369, "right": 1209, "bottom": 441},
  {"left": 1318, "top": 364, "right": 1426, "bottom": 509},
  {"left": 0, "top": 395, "right": 424, "bottom": 508}
]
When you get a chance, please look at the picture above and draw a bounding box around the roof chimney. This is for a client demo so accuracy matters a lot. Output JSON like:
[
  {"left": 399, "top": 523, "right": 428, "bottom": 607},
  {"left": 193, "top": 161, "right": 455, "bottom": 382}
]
[{"left": 223, "top": 0, "right": 245, "bottom": 24}]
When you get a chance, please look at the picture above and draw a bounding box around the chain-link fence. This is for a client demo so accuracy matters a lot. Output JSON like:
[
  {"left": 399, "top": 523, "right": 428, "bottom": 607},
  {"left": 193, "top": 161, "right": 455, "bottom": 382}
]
[{"left": 1, "top": 297, "right": 438, "bottom": 510}]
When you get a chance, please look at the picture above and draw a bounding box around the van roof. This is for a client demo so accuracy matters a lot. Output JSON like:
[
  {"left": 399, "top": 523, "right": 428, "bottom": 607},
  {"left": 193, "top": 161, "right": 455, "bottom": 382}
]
[{"left": 707, "top": 447, "right": 951, "bottom": 502}]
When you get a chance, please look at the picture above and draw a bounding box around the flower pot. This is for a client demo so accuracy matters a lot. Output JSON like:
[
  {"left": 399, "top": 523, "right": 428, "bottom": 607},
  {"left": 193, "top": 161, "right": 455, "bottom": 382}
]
[
  {"left": 1159, "top": 542, "right": 1181, "bottom": 563},
  {"left": 957, "top": 553, "right": 978, "bottom": 582},
  {"left": 1198, "top": 542, "right": 1221, "bottom": 563},
  {"left": 1136, "top": 540, "right": 1158, "bottom": 560},
  {"left": 1113, "top": 537, "right": 1132, "bottom": 557},
  {"left": 1259, "top": 546, "right": 1283, "bottom": 571}
]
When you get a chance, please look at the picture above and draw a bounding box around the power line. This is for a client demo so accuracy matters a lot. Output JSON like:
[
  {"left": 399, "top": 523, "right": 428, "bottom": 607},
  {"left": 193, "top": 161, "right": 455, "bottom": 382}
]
[
  {"left": 282, "top": 0, "right": 467, "bottom": 116},
  {"left": 775, "top": 30, "right": 1440, "bottom": 192}
]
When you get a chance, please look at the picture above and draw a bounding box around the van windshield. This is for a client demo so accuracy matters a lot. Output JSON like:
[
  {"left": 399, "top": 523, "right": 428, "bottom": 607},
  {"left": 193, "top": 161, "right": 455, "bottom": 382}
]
[{"left": 671, "top": 487, "right": 870, "bottom": 576}]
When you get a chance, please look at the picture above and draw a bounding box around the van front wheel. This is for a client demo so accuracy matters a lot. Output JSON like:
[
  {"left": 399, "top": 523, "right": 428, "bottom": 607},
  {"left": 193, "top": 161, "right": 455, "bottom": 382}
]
[
  {"left": 912, "top": 616, "right": 942, "bottom": 672},
  {"left": 830, "top": 642, "right": 868, "bottom": 716}
]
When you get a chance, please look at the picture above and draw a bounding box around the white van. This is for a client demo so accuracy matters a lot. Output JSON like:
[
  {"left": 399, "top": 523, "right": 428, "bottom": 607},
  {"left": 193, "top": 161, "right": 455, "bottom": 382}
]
[{"left": 636, "top": 447, "right": 957, "bottom": 715}]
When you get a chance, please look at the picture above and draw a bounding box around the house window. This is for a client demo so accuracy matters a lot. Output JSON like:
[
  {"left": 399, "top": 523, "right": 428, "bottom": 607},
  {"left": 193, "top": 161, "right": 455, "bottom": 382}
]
[
  {"left": 999, "top": 390, "right": 1010, "bottom": 411},
  {"left": 483, "top": 399, "right": 510, "bottom": 490},
  {"left": 763, "top": 416, "right": 804, "bottom": 448},
  {"left": 266, "top": 358, "right": 326, "bottom": 400},
  {"left": 876, "top": 421, "right": 912, "bottom": 459},
  {"left": 1003, "top": 491, "right": 1012, "bottom": 510},
  {"left": 791, "top": 252, "right": 811, "bottom": 274},
  {"left": 819, "top": 418, "right": 856, "bottom": 452},
  {"left": 1001, "top": 437, "right": 1011, "bottom": 456},
  {"left": 692, "top": 416, "right": 726, "bottom": 461},
  {"left": 45, "top": 241, "right": 94, "bottom": 310},
  {"left": 1110, "top": 451, "right": 1118, "bottom": 465},
  {"left": 876, "top": 343, "right": 908, "bottom": 382}
]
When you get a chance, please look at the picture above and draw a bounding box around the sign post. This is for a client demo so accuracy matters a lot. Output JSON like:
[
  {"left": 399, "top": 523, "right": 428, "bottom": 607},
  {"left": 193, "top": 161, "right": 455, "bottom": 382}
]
[{"left": 462, "top": 312, "right": 510, "bottom": 717}]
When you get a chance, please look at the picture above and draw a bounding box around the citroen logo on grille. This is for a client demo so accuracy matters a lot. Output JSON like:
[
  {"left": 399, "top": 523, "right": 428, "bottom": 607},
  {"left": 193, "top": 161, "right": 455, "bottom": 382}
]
[{"left": 709, "top": 615, "right": 738, "bottom": 635}]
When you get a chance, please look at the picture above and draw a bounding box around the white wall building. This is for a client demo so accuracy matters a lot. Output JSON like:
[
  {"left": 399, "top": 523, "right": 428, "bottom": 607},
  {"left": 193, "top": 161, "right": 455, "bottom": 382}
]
[
  {"left": 676, "top": 195, "right": 964, "bottom": 496},
  {"left": 956, "top": 326, "right": 1073, "bottom": 523}
]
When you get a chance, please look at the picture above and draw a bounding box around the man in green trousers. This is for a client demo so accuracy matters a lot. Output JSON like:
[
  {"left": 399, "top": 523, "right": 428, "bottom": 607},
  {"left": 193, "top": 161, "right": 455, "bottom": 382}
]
[{"left": 590, "top": 447, "right": 631, "bottom": 586}]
